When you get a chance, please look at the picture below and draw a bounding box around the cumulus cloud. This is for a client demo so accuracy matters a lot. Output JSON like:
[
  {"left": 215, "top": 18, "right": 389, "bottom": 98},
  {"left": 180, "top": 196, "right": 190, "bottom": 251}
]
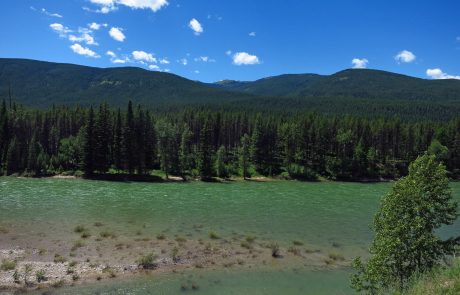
[
  {"left": 426, "top": 68, "right": 460, "bottom": 80},
  {"left": 69, "top": 30, "right": 98, "bottom": 45},
  {"left": 395, "top": 50, "right": 416, "bottom": 63},
  {"left": 188, "top": 18, "right": 203, "bottom": 35},
  {"left": 225, "top": 50, "right": 232, "bottom": 56},
  {"left": 178, "top": 58, "right": 188, "bottom": 66},
  {"left": 232, "top": 52, "right": 260, "bottom": 65},
  {"left": 89, "top": 22, "right": 107, "bottom": 30},
  {"left": 149, "top": 64, "right": 160, "bottom": 70},
  {"left": 106, "top": 50, "right": 129, "bottom": 63},
  {"left": 249, "top": 32, "right": 256, "bottom": 37},
  {"left": 109, "top": 27, "right": 125, "bottom": 42},
  {"left": 132, "top": 50, "right": 156, "bottom": 62},
  {"left": 194, "top": 56, "right": 215, "bottom": 63},
  {"left": 88, "top": 0, "right": 168, "bottom": 13},
  {"left": 159, "top": 58, "right": 170, "bottom": 64},
  {"left": 70, "top": 43, "right": 100, "bottom": 58},
  {"left": 351, "top": 58, "right": 369, "bottom": 69},
  {"left": 50, "top": 23, "right": 72, "bottom": 37}
]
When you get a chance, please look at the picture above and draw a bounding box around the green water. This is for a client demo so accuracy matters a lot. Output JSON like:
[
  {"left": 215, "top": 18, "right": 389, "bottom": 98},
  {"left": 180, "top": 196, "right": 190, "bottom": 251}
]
[{"left": 1, "top": 178, "right": 459, "bottom": 294}]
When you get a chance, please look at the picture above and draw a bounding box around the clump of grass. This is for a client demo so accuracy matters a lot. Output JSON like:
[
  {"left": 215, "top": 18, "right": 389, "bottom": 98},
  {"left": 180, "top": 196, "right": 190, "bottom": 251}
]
[
  {"left": 80, "top": 230, "right": 91, "bottom": 239},
  {"left": 172, "top": 247, "right": 179, "bottom": 263},
  {"left": 36, "top": 269, "right": 47, "bottom": 282},
  {"left": 74, "top": 225, "right": 86, "bottom": 233},
  {"left": 13, "top": 270, "right": 20, "bottom": 284},
  {"left": 1, "top": 259, "right": 16, "bottom": 271},
  {"left": 72, "top": 274, "right": 80, "bottom": 281},
  {"left": 328, "top": 252, "right": 345, "bottom": 262},
  {"left": 331, "top": 242, "right": 342, "bottom": 248},
  {"left": 156, "top": 233, "right": 166, "bottom": 240},
  {"left": 54, "top": 254, "right": 67, "bottom": 264},
  {"left": 270, "top": 242, "right": 282, "bottom": 258},
  {"left": 288, "top": 246, "right": 301, "bottom": 256},
  {"left": 175, "top": 236, "right": 187, "bottom": 243},
  {"left": 71, "top": 240, "right": 85, "bottom": 251},
  {"left": 52, "top": 279, "right": 65, "bottom": 288},
  {"left": 102, "top": 266, "right": 116, "bottom": 278},
  {"left": 245, "top": 235, "right": 256, "bottom": 243},
  {"left": 0, "top": 226, "right": 9, "bottom": 234},
  {"left": 293, "top": 240, "right": 304, "bottom": 246},
  {"left": 135, "top": 230, "right": 142, "bottom": 236},
  {"left": 100, "top": 230, "right": 117, "bottom": 239},
  {"left": 241, "top": 241, "right": 253, "bottom": 250},
  {"left": 38, "top": 248, "right": 46, "bottom": 256},
  {"left": 69, "top": 261, "right": 78, "bottom": 267},
  {"left": 94, "top": 222, "right": 104, "bottom": 227},
  {"left": 209, "top": 231, "right": 220, "bottom": 239},
  {"left": 136, "top": 253, "right": 158, "bottom": 269}
]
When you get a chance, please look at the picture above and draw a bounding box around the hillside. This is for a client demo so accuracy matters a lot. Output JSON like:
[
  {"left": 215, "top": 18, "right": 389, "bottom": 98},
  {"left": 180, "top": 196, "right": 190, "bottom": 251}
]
[
  {"left": 0, "top": 58, "right": 255, "bottom": 108},
  {"left": 214, "top": 69, "right": 460, "bottom": 101}
]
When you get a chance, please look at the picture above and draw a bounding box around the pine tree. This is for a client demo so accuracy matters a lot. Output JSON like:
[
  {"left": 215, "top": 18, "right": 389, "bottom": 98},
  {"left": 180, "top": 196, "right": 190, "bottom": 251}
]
[
  {"left": 197, "top": 120, "right": 214, "bottom": 179},
  {"left": 5, "top": 137, "right": 19, "bottom": 175},
  {"left": 239, "top": 134, "right": 251, "bottom": 179},
  {"left": 179, "top": 125, "right": 193, "bottom": 179},
  {"left": 123, "top": 101, "right": 136, "bottom": 174},
  {"left": 94, "top": 103, "right": 111, "bottom": 173},
  {"left": 113, "top": 108, "right": 123, "bottom": 172},
  {"left": 83, "top": 107, "right": 95, "bottom": 176},
  {"left": 215, "top": 145, "right": 227, "bottom": 178}
]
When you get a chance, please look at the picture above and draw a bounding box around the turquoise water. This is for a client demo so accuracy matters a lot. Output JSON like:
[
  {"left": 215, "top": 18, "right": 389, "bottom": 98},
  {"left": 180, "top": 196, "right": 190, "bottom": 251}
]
[{"left": 1, "top": 178, "right": 459, "bottom": 294}]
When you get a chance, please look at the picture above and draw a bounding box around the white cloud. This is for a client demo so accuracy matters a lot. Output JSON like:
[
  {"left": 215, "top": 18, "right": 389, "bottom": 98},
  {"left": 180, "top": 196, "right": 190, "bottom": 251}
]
[
  {"left": 426, "top": 68, "right": 460, "bottom": 80},
  {"left": 249, "top": 32, "right": 256, "bottom": 37},
  {"left": 109, "top": 27, "right": 125, "bottom": 42},
  {"left": 132, "top": 50, "right": 156, "bottom": 62},
  {"left": 68, "top": 32, "right": 97, "bottom": 45},
  {"left": 188, "top": 18, "right": 203, "bottom": 35},
  {"left": 50, "top": 23, "right": 72, "bottom": 37},
  {"left": 351, "top": 58, "right": 369, "bottom": 69},
  {"left": 194, "top": 56, "right": 215, "bottom": 63},
  {"left": 225, "top": 50, "right": 232, "bottom": 56},
  {"left": 32, "top": 7, "right": 63, "bottom": 18},
  {"left": 159, "top": 58, "right": 170, "bottom": 64},
  {"left": 194, "top": 70, "right": 200, "bottom": 74},
  {"left": 149, "top": 64, "right": 160, "bottom": 70},
  {"left": 232, "top": 52, "right": 260, "bottom": 65},
  {"left": 88, "top": 22, "right": 106, "bottom": 30},
  {"left": 178, "top": 58, "right": 188, "bottom": 66},
  {"left": 106, "top": 50, "right": 116, "bottom": 57},
  {"left": 88, "top": 0, "right": 168, "bottom": 13},
  {"left": 70, "top": 43, "right": 100, "bottom": 58},
  {"left": 395, "top": 50, "right": 416, "bottom": 63}
]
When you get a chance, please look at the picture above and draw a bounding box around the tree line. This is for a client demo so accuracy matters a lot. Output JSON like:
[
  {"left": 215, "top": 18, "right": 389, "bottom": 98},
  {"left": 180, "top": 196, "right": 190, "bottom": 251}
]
[{"left": 0, "top": 100, "right": 459, "bottom": 180}]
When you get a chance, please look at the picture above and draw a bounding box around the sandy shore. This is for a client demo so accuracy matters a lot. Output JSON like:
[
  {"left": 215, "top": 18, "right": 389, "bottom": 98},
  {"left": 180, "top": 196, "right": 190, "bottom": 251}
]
[{"left": 0, "top": 222, "right": 349, "bottom": 292}]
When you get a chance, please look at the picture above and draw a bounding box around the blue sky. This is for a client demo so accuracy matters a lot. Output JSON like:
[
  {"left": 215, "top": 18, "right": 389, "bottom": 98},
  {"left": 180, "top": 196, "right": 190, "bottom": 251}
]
[{"left": 0, "top": 0, "right": 459, "bottom": 82}]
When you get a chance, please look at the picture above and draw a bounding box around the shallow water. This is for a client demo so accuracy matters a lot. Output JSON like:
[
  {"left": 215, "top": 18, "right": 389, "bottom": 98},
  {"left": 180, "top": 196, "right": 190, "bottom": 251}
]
[{"left": 1, "top": 178, "right": 459, "bottom": 294}]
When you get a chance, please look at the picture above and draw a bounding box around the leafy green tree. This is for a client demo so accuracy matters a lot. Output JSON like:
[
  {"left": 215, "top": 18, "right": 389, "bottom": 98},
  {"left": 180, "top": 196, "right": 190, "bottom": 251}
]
[
  {"left": 428, "top": 139, "right": 449, "bottom": 161},
  {"left": 239, "top": 134, "right": 251, "bottom": 179},
  {"left": 351, "top": 154, "right": 458, "bottom": 293},
  {"left": 179, "top": 125, "right": 193, "bottom": 179},
  {"left": 215, "top": 145, "right": 228, "bottom": 178}
]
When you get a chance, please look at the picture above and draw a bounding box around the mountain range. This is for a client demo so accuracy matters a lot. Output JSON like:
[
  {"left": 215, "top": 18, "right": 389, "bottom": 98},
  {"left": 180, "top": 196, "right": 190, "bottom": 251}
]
[{"left": 1, "top": 58, "right": 460, "bottom": 119}]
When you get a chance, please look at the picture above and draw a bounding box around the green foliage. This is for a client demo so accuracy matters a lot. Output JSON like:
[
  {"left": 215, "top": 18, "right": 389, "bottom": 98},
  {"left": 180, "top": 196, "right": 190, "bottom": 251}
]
[
  {"left": 1, "top": 259, "right": 16, "bottom": 271},
  {"left": 351, "top": 154, "right": 459, "bottom": 293},
  {"left": 136, "top": 253, "right": 158, "bottom": 269}
]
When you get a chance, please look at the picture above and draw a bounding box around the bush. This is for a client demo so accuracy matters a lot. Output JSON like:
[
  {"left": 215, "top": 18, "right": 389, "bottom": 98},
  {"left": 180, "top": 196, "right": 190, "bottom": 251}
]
[
  {"left": 137, "top": 253, "right": 158, "bottom": 269},
  {"left": 209, "top": 231, "right": 220, "bottom": 239},
  {"left": 36, "top": 269, "right": 47, "bottom": 282},
  {"left": 1, "top": 259, "right": 16, "bottom": 271}
]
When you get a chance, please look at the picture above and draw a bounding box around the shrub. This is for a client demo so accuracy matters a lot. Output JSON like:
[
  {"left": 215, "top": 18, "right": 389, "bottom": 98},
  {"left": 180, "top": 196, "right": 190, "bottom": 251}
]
[
  {"left": 74, "top": 225, "right": 86, "bottom": 233},
  {"left": 36, "top": 269, "right": 47, "bottom": 282},
  {"left": 137, "top": 253, "right": 158, "bottom": 269},
  {"left": 1, "top": 259, "right": 16, "bottom": 271},
  {"left": 209, "top": 231, "right": 220, "bottom": 239},
  {"left": 54, "top": 254, "right": 67, "bottom": 263}
]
